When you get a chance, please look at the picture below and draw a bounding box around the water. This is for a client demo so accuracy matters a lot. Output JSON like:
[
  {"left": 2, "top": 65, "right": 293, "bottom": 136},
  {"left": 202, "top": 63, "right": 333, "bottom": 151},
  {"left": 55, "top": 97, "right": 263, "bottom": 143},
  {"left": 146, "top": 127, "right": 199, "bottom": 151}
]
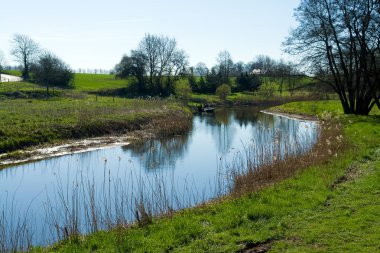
[{"left": 0, "top": 107, "right": 318, "bottom": 248}]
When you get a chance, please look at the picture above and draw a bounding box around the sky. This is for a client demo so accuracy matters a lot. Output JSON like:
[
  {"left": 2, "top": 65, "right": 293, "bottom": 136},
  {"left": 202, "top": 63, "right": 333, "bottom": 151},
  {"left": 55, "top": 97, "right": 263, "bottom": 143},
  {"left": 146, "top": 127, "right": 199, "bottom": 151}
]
[{"left": 0, "top": 0, "right": 300, "bottom": 71}]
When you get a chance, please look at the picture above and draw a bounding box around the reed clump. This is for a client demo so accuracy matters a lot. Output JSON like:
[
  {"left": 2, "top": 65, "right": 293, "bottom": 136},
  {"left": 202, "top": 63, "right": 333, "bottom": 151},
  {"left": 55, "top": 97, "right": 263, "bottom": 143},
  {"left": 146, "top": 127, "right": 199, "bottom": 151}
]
[{"left": 232, "top": 116, "right": 346, "bottom": 196}]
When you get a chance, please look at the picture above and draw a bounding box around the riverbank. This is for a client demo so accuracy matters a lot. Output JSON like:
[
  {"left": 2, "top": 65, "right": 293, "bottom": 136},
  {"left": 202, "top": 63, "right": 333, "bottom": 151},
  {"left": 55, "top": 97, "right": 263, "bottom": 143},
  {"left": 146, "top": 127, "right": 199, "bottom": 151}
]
[
  {"left": 0, "top": 97, "right": 192, "bottom": 166},
  {"left": 30, "top": 100, "right": 380, "bottom": 252}
]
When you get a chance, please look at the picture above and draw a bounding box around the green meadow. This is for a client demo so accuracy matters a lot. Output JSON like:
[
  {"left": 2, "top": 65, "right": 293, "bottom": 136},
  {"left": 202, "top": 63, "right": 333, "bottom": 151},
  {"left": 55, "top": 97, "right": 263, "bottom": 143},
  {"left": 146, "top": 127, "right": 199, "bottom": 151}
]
[
  {"left": 74, "top": 73, "right": 130, "bottom": 91},
  {"left": 1, "top": 74, "right": 378, "bottom": 252}
]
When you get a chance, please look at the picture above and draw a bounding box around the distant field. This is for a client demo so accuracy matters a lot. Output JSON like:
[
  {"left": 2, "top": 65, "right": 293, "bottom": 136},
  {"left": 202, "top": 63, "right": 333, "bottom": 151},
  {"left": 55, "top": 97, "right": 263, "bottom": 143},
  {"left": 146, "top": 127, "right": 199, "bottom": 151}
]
[
  {"left": 74, "top": 73, "right": 130, "bottom": 91},
  {"left": 1, "top": 70, "right": 22, "bottom": 76}
]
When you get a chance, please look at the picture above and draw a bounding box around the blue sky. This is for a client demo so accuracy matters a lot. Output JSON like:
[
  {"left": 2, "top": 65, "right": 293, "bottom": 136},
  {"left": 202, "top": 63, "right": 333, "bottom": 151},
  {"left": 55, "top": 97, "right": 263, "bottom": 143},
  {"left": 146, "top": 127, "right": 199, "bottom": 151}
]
[{"left": 1, "top": 0, "right": 300, "bottom": 70}]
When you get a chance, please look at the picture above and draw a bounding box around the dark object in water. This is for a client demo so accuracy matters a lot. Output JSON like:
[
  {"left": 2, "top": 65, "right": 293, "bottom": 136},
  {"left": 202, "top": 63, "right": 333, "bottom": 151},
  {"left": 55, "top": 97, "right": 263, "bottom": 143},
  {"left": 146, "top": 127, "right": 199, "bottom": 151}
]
[
  {"left": 197, "top": 103, "right": 215, "bottom": 113},
  {"left": 202, "top": 107, "right": 215, "bottom": 113}
]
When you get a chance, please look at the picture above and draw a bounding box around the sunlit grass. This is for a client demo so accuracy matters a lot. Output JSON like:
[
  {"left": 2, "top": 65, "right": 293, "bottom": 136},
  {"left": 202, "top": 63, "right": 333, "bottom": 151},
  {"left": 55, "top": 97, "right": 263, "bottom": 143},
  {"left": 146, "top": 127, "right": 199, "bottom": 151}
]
[
  {"left": 73, "top": 73, "right": 131, "bottom": 91},
  {"left": 1, "top": 70, "right": 22, "bottom": 76},
  {"left": 0, "top": 96, "right": 190, "bottom": 154}
]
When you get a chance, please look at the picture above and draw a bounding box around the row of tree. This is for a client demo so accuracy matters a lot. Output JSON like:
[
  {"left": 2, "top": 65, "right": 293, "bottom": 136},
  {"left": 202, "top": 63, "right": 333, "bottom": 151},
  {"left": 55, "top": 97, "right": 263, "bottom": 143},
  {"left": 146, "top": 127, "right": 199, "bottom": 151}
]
[
  {"left": 114, "top": 35, "right": 300, "bottom": 96},
  {"left": 5, "top": 34, "right": 74, "bottom": 92},
  {"left": 187, "top": 54, "right": 302, "bottom": 94}
]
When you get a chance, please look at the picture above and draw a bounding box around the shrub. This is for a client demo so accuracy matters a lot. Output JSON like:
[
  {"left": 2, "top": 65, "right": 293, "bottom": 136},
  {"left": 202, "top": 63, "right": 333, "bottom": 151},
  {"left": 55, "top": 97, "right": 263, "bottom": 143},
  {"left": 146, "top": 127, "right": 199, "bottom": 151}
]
[
  {"left": 32, "top": 52, "right": 74, "bottom": 88},
  {"left": 215, "top": 84, "right": 231, "bottom": 100},
  {"left": 175, "top": 82, "right": 192, "bottom": 102}
]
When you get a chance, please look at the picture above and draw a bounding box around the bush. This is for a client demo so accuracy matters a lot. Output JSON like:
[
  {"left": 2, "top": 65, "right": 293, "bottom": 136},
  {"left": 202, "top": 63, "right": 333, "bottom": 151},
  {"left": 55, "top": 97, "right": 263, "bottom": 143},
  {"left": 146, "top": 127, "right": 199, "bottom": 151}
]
[
  {"left": 32, "top": 52, "right": 74, "bottom": 88},
  {"left": 175, "top": 82, "right": 192, "bottom": 102},
  {"left": 215, "top": 84, "right": 231, "bottom": 100}
]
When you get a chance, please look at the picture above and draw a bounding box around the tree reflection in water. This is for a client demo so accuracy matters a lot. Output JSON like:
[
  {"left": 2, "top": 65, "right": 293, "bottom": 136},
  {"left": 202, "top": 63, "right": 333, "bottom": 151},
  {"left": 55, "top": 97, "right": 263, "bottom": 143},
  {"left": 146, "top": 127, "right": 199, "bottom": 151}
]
[{"left": 122, "top": 129, "right": 192, "bottom": 171}]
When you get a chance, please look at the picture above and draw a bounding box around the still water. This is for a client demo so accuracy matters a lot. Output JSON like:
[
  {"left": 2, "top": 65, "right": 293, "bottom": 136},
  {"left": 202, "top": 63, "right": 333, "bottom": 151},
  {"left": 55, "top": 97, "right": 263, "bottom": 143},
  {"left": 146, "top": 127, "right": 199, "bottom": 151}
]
[{"left": 0, "top": 107, "right": 318, "bottom": 247}]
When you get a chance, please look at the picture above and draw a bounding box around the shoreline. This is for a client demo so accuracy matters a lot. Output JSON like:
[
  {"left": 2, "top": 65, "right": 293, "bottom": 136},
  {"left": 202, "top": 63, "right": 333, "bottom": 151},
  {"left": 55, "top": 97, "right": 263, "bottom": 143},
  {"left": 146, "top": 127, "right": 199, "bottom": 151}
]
[
  {"left": 0, "top": 135, "right": 132, "bottom": 167},
  {"left": 260, "top": 109, "right": 318, "bottom": 122},
  {"left": 0, "top": 108, "right": 317, "bottom": 168}
]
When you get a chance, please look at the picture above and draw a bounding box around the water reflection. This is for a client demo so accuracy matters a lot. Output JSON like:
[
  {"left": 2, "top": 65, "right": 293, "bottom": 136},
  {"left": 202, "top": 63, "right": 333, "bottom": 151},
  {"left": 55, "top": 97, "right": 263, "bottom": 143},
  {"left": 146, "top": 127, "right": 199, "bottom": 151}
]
[
  {"left": 122, "top": 133, "right": 191, "bottom": 171},
  {"left": 0, "top": 107, "right": 319, "bottom": 248}
]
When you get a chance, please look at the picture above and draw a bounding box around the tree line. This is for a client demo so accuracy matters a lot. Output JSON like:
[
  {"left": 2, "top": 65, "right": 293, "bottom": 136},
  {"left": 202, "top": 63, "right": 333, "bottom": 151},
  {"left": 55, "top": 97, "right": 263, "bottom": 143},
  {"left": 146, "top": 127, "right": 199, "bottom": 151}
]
[
  {"left": 114, "top": 34, "right": 300, "bottom": 97},
  {"left": 3, "top": 0, "right": 380, "bottom": 117}
]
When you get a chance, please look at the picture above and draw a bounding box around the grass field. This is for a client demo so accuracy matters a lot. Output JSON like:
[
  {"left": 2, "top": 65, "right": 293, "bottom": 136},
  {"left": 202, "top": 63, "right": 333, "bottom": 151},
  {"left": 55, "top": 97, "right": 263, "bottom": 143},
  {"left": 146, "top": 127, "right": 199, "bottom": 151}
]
[
  {"left": 0, "top": 96, "right": 190, "bottom": 154},
  {"left": 30, "top": 100, "right": 380, "bottom": 252},
  {"left": 1, "top": 70, "right": 22, "bottom": 76},
  {"left": 2, "top": 72, "right": 378, "bottom": 251},
  {"left": 73, "top": 73, "right": 131, "bottom": 91},
  {"left": 0, "top": 81, "right": 44, "bottom": 92}
]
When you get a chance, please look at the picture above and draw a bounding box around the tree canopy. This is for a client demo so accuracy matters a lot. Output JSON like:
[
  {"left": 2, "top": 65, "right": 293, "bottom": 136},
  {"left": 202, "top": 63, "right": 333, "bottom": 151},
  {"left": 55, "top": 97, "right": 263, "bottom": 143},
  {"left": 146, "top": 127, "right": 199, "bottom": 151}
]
[
  {"left": 32, "top": 51, "right": 74, "bottom": 94},
  {"left": 115, "top": 34, "right": 188, "bottom": 96}
]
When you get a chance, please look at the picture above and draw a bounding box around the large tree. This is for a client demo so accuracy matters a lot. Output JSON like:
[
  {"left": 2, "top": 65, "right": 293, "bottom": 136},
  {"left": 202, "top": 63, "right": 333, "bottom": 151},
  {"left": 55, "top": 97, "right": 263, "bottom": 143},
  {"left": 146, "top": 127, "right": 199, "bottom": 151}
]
[
  {"left": 11, "top": 34, "right": 40, "bottom": 80},
  {"left": 115, "top": 51, "right": 147, "bottom": 94},
  {"left": 32, "top": 51, "right": 74, "bottom": 96},
  {"left": 284, "top": 0, "right": 380, "bottom": 115},
  {"left": 138, "top": 34, "right": 188, "bottom": 95},
  {"left": 216, "top": 50, "right": 234, "bottom": 83},
  {"left": 116, "top": 34, "right": 188, "bottom": 96}
]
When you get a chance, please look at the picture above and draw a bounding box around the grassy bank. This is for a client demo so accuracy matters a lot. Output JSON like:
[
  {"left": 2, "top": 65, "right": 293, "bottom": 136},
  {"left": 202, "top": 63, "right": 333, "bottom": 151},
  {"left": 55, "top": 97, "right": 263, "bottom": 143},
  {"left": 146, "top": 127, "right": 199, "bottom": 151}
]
[
  {"left": 30, "top": 100, "right": 380, "bottom": 252},
  {"left": 0, "top": 96, "right": 191, "bottom": 155}
]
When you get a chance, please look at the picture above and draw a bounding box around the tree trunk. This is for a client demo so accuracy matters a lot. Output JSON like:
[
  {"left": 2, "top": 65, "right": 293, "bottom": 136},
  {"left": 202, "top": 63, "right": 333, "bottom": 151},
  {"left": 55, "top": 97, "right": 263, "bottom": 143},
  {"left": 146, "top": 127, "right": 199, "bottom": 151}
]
[{"left": 46, "top": 80, "right": 49, "bottom": 98}]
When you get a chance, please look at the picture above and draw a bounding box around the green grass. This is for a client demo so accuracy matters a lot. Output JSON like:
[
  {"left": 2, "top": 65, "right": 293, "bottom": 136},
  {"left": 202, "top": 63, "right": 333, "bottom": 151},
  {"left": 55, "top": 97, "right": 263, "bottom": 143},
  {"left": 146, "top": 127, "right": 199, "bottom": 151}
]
[
  {"left": 0, "top": 81, "right": 66, "bottom": 99},
  {"left": 0, "top": 81, "right": 44, "bottom": 92},
  {"left": 271, "top": 100, "right": 380, "bottom": 117},
  {"left": 188, "top": 91, "right": 325, "bottom": 107},
  {"left": 1, "top": 70, "right": 22, "bottom": 76},
  {"left": 0, "top": 96, "right": 190, "bottom": 154},
  {"left": 31, "top": 101, "right": 380, "bottom": 252},
  {"left": 74, "top": 73, "right": 131, "bottom": 91},
  {"left": 3, "top": 73, "right": 129, "bottom": 92}
]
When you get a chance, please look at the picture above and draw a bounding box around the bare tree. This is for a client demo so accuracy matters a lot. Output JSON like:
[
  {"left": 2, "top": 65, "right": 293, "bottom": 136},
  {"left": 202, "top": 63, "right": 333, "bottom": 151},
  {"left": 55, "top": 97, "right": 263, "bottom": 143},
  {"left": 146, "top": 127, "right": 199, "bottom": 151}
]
[
  {"left": 284, "top": 0, "right": 380, "bottom": 114},
  {"left": 195, "top": 62, "right": 209, "bottom": 77},
  {"left": 137, "top": 34, "right": 189, "bottom": 95},
  {"left": 216, "top": 50, "right": 234, "bottom": 82},
  {"left": 11, "top": 34, "right": 40, "bottom": 80},
  {"left": 138, "top": 34, "right": 160, "bottom": 89}
]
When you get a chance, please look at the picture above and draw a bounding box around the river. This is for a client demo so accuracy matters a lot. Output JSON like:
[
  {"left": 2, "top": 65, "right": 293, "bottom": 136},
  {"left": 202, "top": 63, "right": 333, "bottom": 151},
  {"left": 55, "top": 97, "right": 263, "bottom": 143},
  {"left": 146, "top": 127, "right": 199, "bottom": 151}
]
[{"left": 0, "top": 107, "right": 318, "bottom": 249}]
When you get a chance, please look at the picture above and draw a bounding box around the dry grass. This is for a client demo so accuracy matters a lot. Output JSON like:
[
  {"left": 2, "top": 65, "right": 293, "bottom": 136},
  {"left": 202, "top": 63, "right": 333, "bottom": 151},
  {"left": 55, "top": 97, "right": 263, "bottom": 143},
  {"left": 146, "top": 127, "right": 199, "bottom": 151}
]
[{"left": 232, "top": 116, "right": 346, "bottom": 196}]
